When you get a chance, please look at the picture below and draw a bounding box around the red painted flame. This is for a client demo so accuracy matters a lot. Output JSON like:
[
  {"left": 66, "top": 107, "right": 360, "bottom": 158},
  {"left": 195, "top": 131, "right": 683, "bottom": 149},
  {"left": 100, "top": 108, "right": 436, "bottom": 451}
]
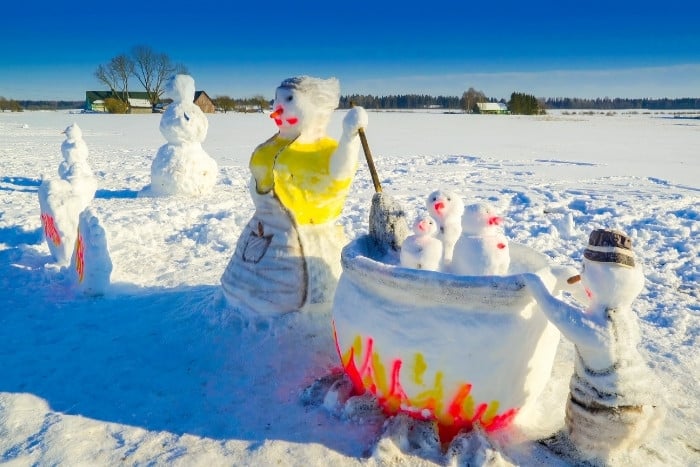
[
  {"left": 41, "top": 213, "right": 61, "bottom": 246},
  {"left": 333, "top": 328, "right": 519, "bottom": 443},
  {"left": 74, "top": 231, "right": 85, "bottom": 283}
]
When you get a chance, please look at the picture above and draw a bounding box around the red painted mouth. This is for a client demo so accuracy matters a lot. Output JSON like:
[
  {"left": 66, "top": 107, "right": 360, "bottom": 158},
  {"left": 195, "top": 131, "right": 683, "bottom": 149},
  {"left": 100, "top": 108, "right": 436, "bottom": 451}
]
[{"left": 434, "top": 201, "right": 445, "bottom": 213}]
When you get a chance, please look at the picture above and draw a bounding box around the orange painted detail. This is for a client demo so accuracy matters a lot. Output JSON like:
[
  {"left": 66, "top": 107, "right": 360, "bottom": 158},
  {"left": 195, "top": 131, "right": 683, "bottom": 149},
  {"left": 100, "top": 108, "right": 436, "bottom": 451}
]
[
  {"left": 332, "top": 327, "right": 519, "bottom": 442},
  {"left": 41, "top": 213, "right": 61, "bottom": 246},
  {"left": 74, "top": 231, "right": 85, "bottom": 283}
]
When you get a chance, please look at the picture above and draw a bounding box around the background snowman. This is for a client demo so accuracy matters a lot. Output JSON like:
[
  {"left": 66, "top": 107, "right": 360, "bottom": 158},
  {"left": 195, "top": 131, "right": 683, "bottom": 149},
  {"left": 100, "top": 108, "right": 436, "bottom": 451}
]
[
  {"left": 221, "top": 75, "right": 367, "bottom": 316},
  {"left": 148, "top": 74, "right": 218, "bottom": 196}
]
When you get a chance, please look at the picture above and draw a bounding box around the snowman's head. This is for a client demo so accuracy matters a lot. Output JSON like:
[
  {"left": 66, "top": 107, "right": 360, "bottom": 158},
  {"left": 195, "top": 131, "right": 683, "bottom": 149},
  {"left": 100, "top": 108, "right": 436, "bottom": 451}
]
[
  {"left": 427, "top": 190, "right": 464, "bottom": 221},
  {"left": 165, "top": 74, "right": 195, "bottom": 104},
  {"left": 62, "top": 123, "right": 82, "bottom": 141},
  {"left": 577, "top": 229, "right": 644, "bottom": 306},
  {"left": 270, "top": 76, "right": 340, "bottom": 139},
  {"left": 461, "top": 203, "right": 502, "bottom": 234},
  {"left": 412, "top": 214, "right": 438, "bottom": 236}
]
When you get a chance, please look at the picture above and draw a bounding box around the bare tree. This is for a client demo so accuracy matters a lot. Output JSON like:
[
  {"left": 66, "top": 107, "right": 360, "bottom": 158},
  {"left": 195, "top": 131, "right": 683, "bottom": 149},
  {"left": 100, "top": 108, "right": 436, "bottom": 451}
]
[
  {"left": 461, "top": 87, "right": 487, "bottom": 113},
  {"left": 94, "top": 54, "right": 134, "bottom": 104},
  {"left": 131, "top": 45, "right": 188, "bottom": 108}
]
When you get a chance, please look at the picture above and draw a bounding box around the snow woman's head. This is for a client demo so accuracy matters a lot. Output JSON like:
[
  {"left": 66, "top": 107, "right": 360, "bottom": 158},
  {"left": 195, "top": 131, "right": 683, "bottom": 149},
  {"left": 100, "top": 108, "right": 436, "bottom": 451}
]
[{"left": 271, "top": 76, "right": 340, "bottom": 138}]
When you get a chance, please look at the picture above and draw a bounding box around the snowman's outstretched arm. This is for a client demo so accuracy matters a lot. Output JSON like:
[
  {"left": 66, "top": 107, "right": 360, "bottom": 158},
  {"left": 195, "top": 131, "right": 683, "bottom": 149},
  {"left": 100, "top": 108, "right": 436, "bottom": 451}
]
[
  {"left": 330, "top": 106, "right": 368, "bottom": 179},
  {"left": 521, "top": 273, "right": 602, "bottom": 347}
]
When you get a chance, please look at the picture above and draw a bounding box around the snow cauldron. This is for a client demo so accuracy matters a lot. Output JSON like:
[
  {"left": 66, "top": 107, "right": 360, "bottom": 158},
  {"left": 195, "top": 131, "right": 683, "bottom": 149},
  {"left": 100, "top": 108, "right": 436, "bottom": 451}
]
[{"left": 332, "top": 235, "right": 562, "bottom": 442}]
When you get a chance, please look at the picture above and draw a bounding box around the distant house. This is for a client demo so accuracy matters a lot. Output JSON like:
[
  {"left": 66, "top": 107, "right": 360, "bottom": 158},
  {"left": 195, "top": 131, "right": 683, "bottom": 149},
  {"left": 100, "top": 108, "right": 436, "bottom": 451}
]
[
  {"left": 193, "top": 91, "right": 215, "bottom": 113},
  {"left": 85, "top": 91, "right": 153, "bottom": 113},
  {"left": 477, "top": 102, "right": 509, "bottom": 114},
  {"left": 85, "top": 90, "right": 216, "bottom": 114}
]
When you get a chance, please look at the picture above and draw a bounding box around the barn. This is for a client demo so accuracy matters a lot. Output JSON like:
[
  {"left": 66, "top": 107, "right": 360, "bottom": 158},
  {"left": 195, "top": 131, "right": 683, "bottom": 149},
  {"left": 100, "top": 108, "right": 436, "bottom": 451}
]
[{"left": 477, "top": 102, "right": 510, "bottom": 114}]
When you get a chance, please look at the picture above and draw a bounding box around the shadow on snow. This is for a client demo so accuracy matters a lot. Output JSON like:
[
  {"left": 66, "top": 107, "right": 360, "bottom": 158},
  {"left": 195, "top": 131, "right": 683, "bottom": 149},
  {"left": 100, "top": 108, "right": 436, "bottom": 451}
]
[{"left": 0, "top": 238, "right": 374, "bottom": 458}]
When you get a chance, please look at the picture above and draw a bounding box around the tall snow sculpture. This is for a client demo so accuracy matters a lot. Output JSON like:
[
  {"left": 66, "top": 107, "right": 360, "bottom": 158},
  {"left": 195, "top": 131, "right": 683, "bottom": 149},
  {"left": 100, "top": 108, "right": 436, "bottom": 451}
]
[
  {"left": 149, "top": 74, "right": 218, "bottom": 196},
  {"left": 221, "top": 76, "right": 367, "bottom": 315},
  {"left": 39, "top": 123, "right": 97, "bottom": 264},
  {"left": 522, "top": 229, "right": 664, "bottom": 462}
]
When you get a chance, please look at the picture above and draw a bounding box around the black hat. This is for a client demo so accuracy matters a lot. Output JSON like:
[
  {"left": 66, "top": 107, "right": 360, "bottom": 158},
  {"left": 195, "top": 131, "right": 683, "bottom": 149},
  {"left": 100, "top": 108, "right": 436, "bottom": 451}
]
[{"left": 583, "top": 229, "right": 635, "bottom": 268}]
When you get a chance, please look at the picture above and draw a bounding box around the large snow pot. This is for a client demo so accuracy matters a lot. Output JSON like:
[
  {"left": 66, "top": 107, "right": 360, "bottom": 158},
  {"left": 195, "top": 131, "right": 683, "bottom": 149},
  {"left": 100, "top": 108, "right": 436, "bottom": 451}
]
[{"left": 332, "top": 235, "right": 561, "bottom": 442}]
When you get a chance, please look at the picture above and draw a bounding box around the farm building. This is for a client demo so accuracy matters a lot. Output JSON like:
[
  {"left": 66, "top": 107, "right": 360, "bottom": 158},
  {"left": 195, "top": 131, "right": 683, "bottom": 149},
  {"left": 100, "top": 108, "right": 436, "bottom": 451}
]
[
  {"left": 193, "top": 91, "right": 216, "bottom": 113},
  {"left": 477, "top": 102, "right": 509, "bottom": 114},
  {"left": 85, "top": 90, "right": 216, "bottom": 113}
]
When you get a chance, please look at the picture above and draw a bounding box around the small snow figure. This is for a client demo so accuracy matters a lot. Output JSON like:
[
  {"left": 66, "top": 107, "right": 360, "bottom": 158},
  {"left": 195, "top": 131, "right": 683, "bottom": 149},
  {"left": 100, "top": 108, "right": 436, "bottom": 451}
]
[
  {"left": 38, "top": 124, "right": 97, "bottom": 264},
  {"left": 450, "top": 203, "right": 510, "bottom": 275},
  {"left": 58, "top": 123, "right": 97, "bottom": 207},
  {"left": 70, "top": 208, "right": 112, "bottom": 296},
  {"left": 522, "top": 229, "right": 664, "bottom": 463},
  {"left": 148, "top": 74, "right": 218, "bottom": 196},
  {"left": 221, "top": 76, "right": 367, "bottom": 315},
  {"left": 426, "top": 189, "right": 463, "bottom": 266},
  {"left": 400, "top": 215, "right": 443, "bottom": 271}
]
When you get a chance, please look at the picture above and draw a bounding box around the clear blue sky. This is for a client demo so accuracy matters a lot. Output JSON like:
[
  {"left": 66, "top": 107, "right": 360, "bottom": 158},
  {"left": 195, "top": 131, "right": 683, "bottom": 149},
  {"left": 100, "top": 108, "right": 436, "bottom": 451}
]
[{"left": 1, "top": 0, "right": 699, "bottom": 100}]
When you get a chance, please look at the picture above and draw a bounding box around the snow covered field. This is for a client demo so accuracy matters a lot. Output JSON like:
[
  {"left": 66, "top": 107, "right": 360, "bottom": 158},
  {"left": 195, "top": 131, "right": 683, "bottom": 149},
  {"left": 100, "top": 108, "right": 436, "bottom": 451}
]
[{"left": 1, "top": 108, "right": 698, "bottom": 465}]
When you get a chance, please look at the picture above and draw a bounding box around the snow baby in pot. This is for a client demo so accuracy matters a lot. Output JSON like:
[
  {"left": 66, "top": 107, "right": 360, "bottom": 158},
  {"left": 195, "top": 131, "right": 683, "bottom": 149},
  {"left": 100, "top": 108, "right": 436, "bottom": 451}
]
[
  {"left": 221, "top": 76, "right": 367, "bottom": 315},
  {"left": 521, "top": 228, "right": 664, "bottom": 462}
]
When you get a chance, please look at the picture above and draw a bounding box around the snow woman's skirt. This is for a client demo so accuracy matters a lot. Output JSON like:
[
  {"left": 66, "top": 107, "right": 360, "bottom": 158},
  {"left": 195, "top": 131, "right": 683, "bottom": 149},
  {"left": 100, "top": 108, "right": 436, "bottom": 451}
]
[
  {"left": 332, "top": 235, "right": 563, "bottom": 441},
  {"left": 221, "top": 191, "right": 346, "bottom": 316}
]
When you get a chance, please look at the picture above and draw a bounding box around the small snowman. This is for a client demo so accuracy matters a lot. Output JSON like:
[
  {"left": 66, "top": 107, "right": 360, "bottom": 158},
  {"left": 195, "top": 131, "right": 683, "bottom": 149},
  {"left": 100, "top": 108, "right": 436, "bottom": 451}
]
[
  {"left": 58, "top": 123, "right": 93, "bottom": 182},
  {"left": 426, "top": 189, "right": 463, "bottom": 266},
  {"left": 70, "top": 208, "right": 112, "bottom": 296},
  {"left": 400, "top": 214, "right": 443, "bottom": 271},
  {"left": 451, "top": 203, "right": 510, "bottom": 275},
  {"left": 149, "top": 74, "right": 218, "bottom": 196},
  {"left": 221, "top": 76, "right": 367, "bottom": 315},
  {"left": 522, "top": 229, "right": 664, "bottom": 462}
]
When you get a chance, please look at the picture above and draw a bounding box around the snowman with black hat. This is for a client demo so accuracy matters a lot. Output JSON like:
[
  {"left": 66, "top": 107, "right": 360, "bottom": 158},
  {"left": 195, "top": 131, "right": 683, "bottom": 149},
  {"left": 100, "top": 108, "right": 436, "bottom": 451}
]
[{"left": 521, "top": 228, "right": 664, "bottom": 463}]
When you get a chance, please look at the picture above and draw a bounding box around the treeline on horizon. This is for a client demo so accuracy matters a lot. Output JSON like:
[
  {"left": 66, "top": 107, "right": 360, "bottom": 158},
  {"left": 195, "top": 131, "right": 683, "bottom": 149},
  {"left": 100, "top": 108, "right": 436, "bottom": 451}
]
[{"left": 2, "top": 95, "right": 700, "bottom": 112}]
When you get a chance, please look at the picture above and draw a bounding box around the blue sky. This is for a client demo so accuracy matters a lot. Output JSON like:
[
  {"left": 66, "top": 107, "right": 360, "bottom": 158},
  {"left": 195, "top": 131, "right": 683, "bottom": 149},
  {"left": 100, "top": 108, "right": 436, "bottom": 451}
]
[{"left": 1, "top": 0, "right": 699, "bottom": 100}]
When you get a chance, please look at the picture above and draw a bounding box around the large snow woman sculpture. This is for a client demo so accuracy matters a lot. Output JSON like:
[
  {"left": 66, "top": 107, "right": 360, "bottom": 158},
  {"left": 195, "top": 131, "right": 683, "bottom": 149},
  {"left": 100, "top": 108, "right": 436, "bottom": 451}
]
[{"left": 221, "top": 76, "right": 367, "bottom": 315}]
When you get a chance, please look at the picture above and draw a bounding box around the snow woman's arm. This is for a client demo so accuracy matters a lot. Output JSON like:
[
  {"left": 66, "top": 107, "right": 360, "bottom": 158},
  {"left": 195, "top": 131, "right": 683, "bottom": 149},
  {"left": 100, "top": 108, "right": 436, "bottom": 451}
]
[
  {"left": 330, "top": 106, "right": 368, "bottom": 180},
  {"left": 520, "top": 273, "right": 602, "bottom": 347}
]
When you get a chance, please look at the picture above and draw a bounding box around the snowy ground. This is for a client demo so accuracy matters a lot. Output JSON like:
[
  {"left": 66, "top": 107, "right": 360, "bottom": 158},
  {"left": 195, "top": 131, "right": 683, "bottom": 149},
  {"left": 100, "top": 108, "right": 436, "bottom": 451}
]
[{"left": 1, "top": 109, "right": 698, "bottom": 466}]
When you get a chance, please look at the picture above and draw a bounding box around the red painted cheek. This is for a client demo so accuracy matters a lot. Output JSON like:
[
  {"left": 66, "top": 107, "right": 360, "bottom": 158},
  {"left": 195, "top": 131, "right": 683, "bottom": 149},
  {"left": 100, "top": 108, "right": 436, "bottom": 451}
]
[
  {"left": 497, "top": 243, "right": 506, "bottom": 249},
  {"left": 434, "top": 202, "right": 445, "bottom": 213},
  {"left": 585, "top": 287, "right": 593, "bottom": 299},
  {"left": 285, "top": 117, "right": 298, "bottom": 125},
  {"left": 274, "top": 118, "right": 282, "bottom": 126},
  {"left": 488, "top": 216, "right": 502, "bottom": 226}
]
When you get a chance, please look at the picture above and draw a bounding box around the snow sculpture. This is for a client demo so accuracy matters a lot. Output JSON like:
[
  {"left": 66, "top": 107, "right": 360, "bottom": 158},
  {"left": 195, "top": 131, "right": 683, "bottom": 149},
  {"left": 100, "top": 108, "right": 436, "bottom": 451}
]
[
  {"left": 522, "top": 229, "right": 664, "bottom": 462},
  {"left": 39, "top": 123, "right": 97, "bottom": 264},
  {"left": 399, "top": 215, "right": 443, "bottom": 271},
  {"left": 70, "top": 208, "right": 112, "bottom": 295},
  {"left": 221, "top": 76, "right": 367, "bottom": 315},
  {"left": 426, "top": 189, "right": 463, "bottom": 266},
  {"left": 149, "top": 74, "right": 218, "bottom": 196},
  {"left": 451, "top": 203, "right": 510, "bottom": 276},
  {"left": 332, "top": 235, "right": 564, "bottom": 442}
]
